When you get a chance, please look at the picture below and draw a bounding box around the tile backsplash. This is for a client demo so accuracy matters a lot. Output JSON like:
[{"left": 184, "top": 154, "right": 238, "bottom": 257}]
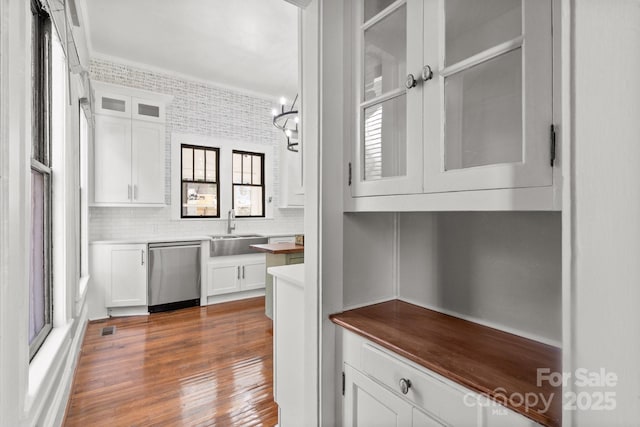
[{"left": 89, "top": 59, "right": 303, "bottom": 241}]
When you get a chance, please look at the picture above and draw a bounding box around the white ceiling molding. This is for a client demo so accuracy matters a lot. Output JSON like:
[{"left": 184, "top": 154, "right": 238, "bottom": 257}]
[{"left": 83, "top": 0, "right": 298, "bottom": 97}]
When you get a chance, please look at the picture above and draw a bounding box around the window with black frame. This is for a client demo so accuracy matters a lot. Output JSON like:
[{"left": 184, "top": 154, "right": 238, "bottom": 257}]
[
  {"left": 232, "top": 150, "right": 265, "bottom": 217},
  {"left": 29, "top": 0, "right": 53, "bottom": 360},
  {"left": 181, "top": 144, "right": 220, "bottom": 218}
]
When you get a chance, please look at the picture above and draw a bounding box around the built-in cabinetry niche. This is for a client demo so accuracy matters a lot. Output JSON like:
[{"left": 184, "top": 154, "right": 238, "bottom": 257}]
[
  {"left": 347, "top": 0, "right": 558, "bottom": 211},
  {"left": 343, "top": 211, "right": 561, "bottom": 344}
]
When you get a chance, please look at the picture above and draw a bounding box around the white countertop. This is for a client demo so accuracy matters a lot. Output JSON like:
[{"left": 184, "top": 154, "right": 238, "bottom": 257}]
[
  {"left": 267, "top": 264, "right": 305, "bottom": 288},
  {"left": 90, "top": 231, "right": 303, "bottom": 245}
]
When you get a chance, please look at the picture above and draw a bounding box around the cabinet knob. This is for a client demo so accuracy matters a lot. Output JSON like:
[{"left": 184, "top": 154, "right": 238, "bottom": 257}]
[
  {"left": 399, "top": 378, "right": 412, "bottom": 394},
  {"left": 422, "top": 65, "right": 433, "bottom": 82},
  {"left": 405, "top": 74, "right": 417, "bottom": 89}
]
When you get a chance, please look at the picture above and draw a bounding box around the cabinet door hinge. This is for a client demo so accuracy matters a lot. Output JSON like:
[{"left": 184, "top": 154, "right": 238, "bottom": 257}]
[
  {"left": 550, "top": 124, "right": 557, "bottom": 167},
  {"left": 342, "top": 371, "right": 345, "bottom": 395},
  {"left": 348, "top": 163, "right": 352, "bottom": 186}
]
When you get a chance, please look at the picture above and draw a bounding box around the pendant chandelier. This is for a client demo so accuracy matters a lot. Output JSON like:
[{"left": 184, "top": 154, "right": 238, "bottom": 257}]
[{"left": 272, "top": 95, "right": 299, "bottom": 152}]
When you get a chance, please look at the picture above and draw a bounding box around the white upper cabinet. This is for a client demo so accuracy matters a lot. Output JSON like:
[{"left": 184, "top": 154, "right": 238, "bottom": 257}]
[
  {"left": 92, "top": 82, "right": 173, "bottom": 206},
  {"left": 131, "top": 121, "right": 166, "bottom": 203},
  {"left": 348, "top": 0, "right": 557, "bottom": 209},
  {"left": 351, "top": 0, "right": 424, "bottom": 197},
  {"left": 424, "top": 0, "right": 553, "bottom": 192},
  {"left": 94, "top": 115, "right": 133, "bottom": 204},
  {"left": 279, "top": 142, "right": 305, "bottom": 208}
]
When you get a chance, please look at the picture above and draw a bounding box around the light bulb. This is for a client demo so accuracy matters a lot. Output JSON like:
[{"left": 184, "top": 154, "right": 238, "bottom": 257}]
[
  {"left": 271, "top": 108, "right": 278, "bottom": 116},
  {"left": 285, "top": 129, "right": 292, "bottom": 137},
  {"left": 279, "top": 97, "right": 287, "bottom": 106},
  {"left": 294, "top": 116, "right": 299, "bottom": 124}
]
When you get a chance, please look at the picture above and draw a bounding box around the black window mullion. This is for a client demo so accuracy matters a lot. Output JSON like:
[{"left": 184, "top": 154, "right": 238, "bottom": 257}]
[
  {"left": 231, "top": 150, "right": 265, "bottom": 218},
  {"left": 250, "top": 155, "right": 254, "bottom": 185},
  {"left": 181, "top": 144, "right": 220, "bottom": 218}
]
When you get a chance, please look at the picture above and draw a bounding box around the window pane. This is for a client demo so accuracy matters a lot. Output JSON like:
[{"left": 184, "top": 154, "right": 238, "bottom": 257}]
[
  {"left": 205, "top": 150, "right": 217, "bottom": 182},
  {"left": 182, "top": 182, "right": 218, "bottom": 217},
  {"left": 233, "top": 153, "right": 242, "bottom": 184},
  {"left": 182, "top": 147, "right": 193, "bottom": 180},
  {"left": 445, "top": 0, "right": 521, "bottom": 66},
  {"left": 363, "top": 4, "right": 406, "bottom": 101},
  {"left": 444, "top": 49, "right": 522, "bottom": 170},
  {"left": 242, "top": 154, "right": 252, "bottom": 184},
  {"left": 30, "top": 169, "right": 47, "bottom": 344},
  {"left": 363, "top": 94, "right": 406, "bottom": 180},
  {"left": 234, "top": 185, "right": 263, "bottom": 217},
  {"left": 252, "top": 155, "right": 262, "bottom": 185},
  {"left": 193, "top": 149, "right": 205, "bottom": 181},
  {"left": 364, "top": 0, "right": 396, "bottom": 22}
]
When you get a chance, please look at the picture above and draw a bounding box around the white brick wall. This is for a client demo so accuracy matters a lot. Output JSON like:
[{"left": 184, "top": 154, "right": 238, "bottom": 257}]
[{"left": 89, "top": 59, "right": 303, "bottom": 240}]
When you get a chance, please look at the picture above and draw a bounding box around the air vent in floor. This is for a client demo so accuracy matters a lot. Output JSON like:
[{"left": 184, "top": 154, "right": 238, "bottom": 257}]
[{"left": 100, "top": 326, "right": 116, "bottom": 336}]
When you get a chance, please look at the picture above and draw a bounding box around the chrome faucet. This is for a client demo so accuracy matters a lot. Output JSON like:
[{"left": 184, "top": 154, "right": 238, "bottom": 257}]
[{"left": 227, "top": 209, "right": 236, "bottom": 234}]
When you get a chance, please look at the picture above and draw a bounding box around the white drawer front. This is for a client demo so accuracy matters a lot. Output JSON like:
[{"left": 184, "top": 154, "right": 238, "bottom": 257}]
[{"left": 362, "top": 343, "right": 479, "bottom": 426}]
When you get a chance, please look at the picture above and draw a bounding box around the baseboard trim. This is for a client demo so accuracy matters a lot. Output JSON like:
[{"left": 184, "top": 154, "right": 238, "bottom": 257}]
[
  {"left": 207, "top": 289, "right": 265, "bottom": 305},
  {"left": 46, "top": 303, "right": 89, "bottom": 427}
]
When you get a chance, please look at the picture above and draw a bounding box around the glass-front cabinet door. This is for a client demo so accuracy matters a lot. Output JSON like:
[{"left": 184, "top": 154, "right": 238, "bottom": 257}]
[
  {"left": 424, "top": 0, "right": 553, "bottom": 193},
  {"left": 351, "top": 0, "right": 424, "bottom": 197}
]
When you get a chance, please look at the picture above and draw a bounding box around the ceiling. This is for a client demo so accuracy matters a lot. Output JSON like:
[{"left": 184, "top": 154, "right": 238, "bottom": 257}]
[{"left": 82, "top": 0, "right": 299, "bottom": 99}]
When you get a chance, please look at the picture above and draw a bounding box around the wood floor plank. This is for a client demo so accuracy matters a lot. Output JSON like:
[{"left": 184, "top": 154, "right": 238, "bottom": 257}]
[{"left": 64, "top": 298, "right": 278, "bottom": 427}]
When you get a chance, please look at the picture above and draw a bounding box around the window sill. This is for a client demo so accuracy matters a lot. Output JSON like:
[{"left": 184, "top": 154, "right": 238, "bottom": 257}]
[
  {"left": 26, "top": 320, "right": 73, "bottom": 412},
  {"left": 77, "top": 275, "right": 90, "bottom": 302}
]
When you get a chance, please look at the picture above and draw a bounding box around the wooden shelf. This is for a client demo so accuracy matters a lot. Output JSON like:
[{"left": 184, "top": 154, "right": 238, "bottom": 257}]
[{"left": 330, "top": 300, "right": 561, "bottom": 427}]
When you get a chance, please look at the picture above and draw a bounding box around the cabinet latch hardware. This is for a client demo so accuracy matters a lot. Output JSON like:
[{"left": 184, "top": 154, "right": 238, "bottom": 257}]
[
  {"left": 550, "top": 124, "right": 556, "bottom": 167},
  {"left": 348, "top": 163, "right": 352, "bottom": 186},
  {"left": 342, "top": 371, "right": 345, "bottom": 396}
]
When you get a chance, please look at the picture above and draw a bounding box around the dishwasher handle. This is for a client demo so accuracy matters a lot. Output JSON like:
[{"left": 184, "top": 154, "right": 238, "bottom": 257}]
[{"left": 148, "top": 241, "right": 202, "bottom": 249}]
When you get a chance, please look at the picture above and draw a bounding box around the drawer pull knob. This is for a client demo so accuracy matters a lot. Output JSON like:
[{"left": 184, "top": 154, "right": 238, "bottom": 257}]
[{"left": 399, "top": 378, "right": 412, "bottom": 395}]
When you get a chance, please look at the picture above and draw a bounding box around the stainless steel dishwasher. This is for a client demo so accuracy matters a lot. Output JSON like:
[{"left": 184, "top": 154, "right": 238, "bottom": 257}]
[{"left": 148, "top": 241, "right": 201, "bottom": 313}]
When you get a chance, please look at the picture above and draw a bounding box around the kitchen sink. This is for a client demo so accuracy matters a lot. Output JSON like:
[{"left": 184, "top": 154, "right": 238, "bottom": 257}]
[{"left": 209, "top": 234, "right": 267, "bottom": 256}]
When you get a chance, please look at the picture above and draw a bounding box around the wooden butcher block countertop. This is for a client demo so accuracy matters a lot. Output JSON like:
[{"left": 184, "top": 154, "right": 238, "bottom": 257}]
[
  {"left": 249, "top": 242, "right": 305, "bottom": 254},
  {"left": 330, "top": 300, "right": 561, "bottom": 427}
]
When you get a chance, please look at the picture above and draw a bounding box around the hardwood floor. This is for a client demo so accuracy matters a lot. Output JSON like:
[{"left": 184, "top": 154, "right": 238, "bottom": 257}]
[{"left": 64, "top": 298, "right": 278, "bottom": 427}]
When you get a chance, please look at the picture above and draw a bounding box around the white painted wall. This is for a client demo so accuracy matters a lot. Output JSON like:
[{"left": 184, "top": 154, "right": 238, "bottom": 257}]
[
  {"left": 301, "top": 0, "right": 321, "bottom": 424},
  {"left": 343, "top": 213, "right": 396, "bottom": 309},
  {"left": 0, "top": 1, "right": 32, "bottom": 424},
  {"left": 319, "top": 1, "right": 347, "bottom": 424},
  {"left": 570, "top": 1, "right": 640, "bottom": 425},
  {"left": 0, "top": 1, "right": 89, "bottom": 425},
  {"left": 399, "top": 212, "right": 562, "bottom": 345}
]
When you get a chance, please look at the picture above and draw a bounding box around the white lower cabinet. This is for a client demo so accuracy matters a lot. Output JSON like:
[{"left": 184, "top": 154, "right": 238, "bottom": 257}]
[
  {"left": 207, "top": 254, "right": 266, "bottom": 296},
  {"left": 344, "top": 364, "right": 413, "bottom": 427},
  {"left": 91, "top": 243, "right": 148, "bottom": 308},
  {"left": 272, "top": 267, "right": 305, "bottom": 426},
  {"left": 341, "top": 330, "right": 542, "bottom": 427},
  {"left": 412, "top": 408, "right": 445, "bottom": 427}
]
